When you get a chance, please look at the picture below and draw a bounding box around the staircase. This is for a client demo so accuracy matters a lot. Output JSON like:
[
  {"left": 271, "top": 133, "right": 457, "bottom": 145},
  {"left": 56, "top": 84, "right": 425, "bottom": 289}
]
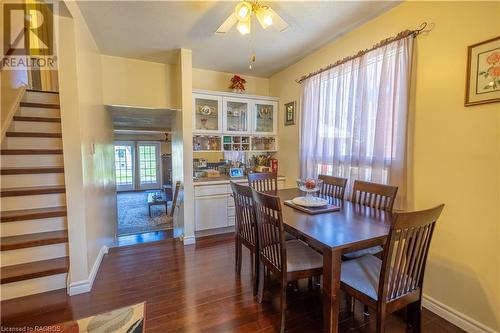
[{"left": 0, "top": 89, "right": 69, "bottom": 301}]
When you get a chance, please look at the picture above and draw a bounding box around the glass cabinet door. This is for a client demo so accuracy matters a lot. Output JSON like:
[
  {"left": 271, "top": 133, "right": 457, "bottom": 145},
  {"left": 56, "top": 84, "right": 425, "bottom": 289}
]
[
  {"left": 193, "top": 94, "right": 222, "bottom": 133},
  {"left": 223, "top": 97, "right": 251, "bottom": 134},
  {"left": 253, "top": 101, "right": 277, "bottom": 135}
]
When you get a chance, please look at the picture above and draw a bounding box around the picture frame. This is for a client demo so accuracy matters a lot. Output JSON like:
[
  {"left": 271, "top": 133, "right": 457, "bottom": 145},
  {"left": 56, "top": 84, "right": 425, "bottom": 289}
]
[
  {"left": 465, "top": 36, "right": 500, "bottom": 106},
  {"left": 284, "top": 101, "right": 296, "bottom": 126}
]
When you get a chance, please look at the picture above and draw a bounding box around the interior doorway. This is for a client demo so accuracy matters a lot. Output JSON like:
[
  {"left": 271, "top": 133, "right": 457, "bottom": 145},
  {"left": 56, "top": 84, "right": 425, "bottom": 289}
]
[{"left": 114, "top": 138, "right": 172, "bottom": 236}]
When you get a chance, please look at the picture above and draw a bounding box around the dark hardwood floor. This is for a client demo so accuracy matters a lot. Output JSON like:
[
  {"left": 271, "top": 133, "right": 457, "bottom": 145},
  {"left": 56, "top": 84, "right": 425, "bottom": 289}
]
[{"left": 1, "top": 234, "right": 464, "bottom": 332}]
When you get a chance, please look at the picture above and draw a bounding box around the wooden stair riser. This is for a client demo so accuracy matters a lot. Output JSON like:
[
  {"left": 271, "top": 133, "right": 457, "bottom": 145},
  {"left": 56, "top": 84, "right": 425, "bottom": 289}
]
[
  {"left": 0, "top": 243, "right": 68, "bottom": 267},
  {"left": 1, "top": 273, "right": 67, "bottom": 301},
  {"left": 22, "top": 91, "right": 59, "bottom": 105},
  {"left": 1, "top": 193, "right": 66, "bottom": 211},
  {"left": 0, "top": 154, "right": 64, "bottom": 168},
  {"left": 1, "top": 207, "right": 67, "bottom": 223},
  {"left": 3, "top": 137, "right": 63, "bottom": 150},
  {"left": 18, "top": 107, "right": 60, "bottom": 118},
  {"left": 1, "top": 257, "right": 69, "bottom": 284},
  {"left": 1, "top": 231, "right": 68, "bottom": 251},
  {"left": 5, "top": 132, "right": 62, "bottom": 138},
  {"left": 0, "top": 217, "right": 67, "bottom": 237},
  {"left": 11, "top": 121, "right": 62, "bottom": 134},
  {"left": 0, "top": 173, "right": 65, "bottom": 189}
]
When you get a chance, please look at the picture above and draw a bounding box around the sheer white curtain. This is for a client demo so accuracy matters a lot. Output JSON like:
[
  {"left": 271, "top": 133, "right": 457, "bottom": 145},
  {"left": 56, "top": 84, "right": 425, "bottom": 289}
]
[{"left": 300, "top": 35, "right": 413, "bottom": 208}]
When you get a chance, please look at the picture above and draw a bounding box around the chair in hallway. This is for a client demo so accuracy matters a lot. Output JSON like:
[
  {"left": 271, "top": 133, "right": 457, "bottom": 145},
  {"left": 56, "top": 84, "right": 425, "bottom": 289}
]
[
  {"left": 251, "top": 189, "right": 323, "bottom": 333},
  {"left": 170, "top": 181, "right": 181, "bottom": 217},
  {"left": 230, "top": 181, "right": 259, "bottom": 295},
  {"left": 341, "top": 204, "right": 445, "bottom": 333}
]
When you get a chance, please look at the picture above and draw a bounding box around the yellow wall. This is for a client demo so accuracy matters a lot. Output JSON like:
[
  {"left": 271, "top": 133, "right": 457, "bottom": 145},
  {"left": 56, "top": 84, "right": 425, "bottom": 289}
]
[
  {"left": 57, "top": 1, "right": 116, "bottom": 287},
  {"left": 269, "top": 1, "right": 500, "bottom": 330},
  {"left": 192, "top": 67, "right": 269, "bottom": 96},
  {"left": 101, "top": 55, "right": 178, "bottom": 109}
]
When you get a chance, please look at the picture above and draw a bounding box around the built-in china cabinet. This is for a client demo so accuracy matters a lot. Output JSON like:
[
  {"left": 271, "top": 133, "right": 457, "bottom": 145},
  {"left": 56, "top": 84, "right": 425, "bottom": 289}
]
[
  {"left": 192, "top": 89, "right": 278, "bottom": 152},
  {"left": 192, "top": 89, "right": 283, "bottom": 236}
]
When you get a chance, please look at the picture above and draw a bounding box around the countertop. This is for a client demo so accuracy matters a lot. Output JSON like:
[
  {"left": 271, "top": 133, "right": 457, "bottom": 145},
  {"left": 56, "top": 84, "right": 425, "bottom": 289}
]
[{"left": 193, "top": 175, "right": 286, "bottom": 186}]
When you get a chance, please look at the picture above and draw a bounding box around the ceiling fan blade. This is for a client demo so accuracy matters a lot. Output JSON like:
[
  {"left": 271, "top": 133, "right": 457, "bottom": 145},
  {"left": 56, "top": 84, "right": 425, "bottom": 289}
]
[
  {"left": 216, "top": 14, "right": 237, "bottom": 34},
  {"left": 269, "top": 8, "right": 288, "bottom": 32}
]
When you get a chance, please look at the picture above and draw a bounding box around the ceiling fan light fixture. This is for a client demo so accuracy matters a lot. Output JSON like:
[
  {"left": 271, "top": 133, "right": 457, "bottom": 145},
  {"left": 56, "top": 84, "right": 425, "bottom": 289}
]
[
  {"left": 235, "top": 1, "right": 252, "bottom": 22},
  {"left": 256, "top": 6, "right": 273, "bottom": 29},
  {"left": 236, "top": 20, "right": 251, "bottom": 35}
]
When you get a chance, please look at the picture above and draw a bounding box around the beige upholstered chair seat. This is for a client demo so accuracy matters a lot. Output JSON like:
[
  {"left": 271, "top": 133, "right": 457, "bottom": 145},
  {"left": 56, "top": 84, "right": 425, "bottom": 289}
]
[
  {"left": 342, "top": 245, "right": 383, "bottom": 260},
  {"left": 286, "top": 240, "right": 323, "bottom": 272},
  {"left": 341, "top": 254, "right": 381, "bottom": 300}
]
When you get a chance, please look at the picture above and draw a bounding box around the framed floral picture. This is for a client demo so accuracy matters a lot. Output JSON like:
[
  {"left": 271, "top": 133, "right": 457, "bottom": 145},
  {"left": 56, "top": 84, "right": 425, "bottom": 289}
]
[
  {"left": 465, "top": 36, "right": 500, "bottom": 106},
  {"left": 284, "top": 101, "right": 295, "bottom": 126}
]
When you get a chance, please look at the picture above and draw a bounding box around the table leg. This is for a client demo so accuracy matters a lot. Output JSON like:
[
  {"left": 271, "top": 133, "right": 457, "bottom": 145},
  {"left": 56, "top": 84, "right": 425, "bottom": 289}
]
[
  {"left": 323, "top": 248, "right": 342, "bottom": 333},
  {"left": 149, "top": 205, "right": 151, "bottom": 217}
]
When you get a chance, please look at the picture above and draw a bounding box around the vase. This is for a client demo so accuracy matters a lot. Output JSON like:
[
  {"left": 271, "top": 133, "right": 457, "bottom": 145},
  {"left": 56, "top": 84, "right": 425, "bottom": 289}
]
[{"left": 232, "top": 88, "right": 244, "bottom": 94}]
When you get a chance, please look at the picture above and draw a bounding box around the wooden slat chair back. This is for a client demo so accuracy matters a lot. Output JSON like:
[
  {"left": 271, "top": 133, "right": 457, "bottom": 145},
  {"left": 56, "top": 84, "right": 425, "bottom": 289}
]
[
  {"left": 231, "top": 182, "right": 257, "bottom": 247},
  {"left": 351, "top": 180, "right": 398, "bottom": 212},
  {"left": 251, "top": 189, "right": 285, "bottom": 275},
  {"left": 318, "top": 175, "right": 347, "bottom": 200},
  {"left": 230, "top": 182, "right": 259, "bottom": 295},
  {"left": 248, "top": 172, "right": 278, "bottom": 194},
  {"left": 380, "top": 204, "right": 444, "bottom": 306},
  {"left": 170, "top": 181, "right": 181, "bottom": 217},
  {"left": 251, "top": 188, "right": 323, "bottom": 333},
  {"left": 340, "top": 204, "right": 444, "bottom": 332}
]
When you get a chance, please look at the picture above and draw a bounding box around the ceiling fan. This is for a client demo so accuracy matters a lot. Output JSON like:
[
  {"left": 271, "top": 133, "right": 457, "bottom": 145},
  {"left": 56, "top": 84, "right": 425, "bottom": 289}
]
[{"left": 216, "top": 1, "right": 289, "bottom": 35}]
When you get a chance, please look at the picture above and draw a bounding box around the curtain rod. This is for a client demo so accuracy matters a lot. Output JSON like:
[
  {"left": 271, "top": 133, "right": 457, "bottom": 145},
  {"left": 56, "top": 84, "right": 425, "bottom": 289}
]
[{"left": 295, "top": 22, "right": 430, "bottom": 84}]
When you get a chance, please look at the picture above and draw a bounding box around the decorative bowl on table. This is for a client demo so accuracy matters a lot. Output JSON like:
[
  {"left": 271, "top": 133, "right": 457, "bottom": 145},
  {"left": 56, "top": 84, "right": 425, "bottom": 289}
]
[{"left": 294, "top": 178, "right": 328, "bottom": 207}]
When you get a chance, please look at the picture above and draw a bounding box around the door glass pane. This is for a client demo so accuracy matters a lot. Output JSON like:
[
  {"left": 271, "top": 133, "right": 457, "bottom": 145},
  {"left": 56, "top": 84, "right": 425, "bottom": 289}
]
[
  {"left": 226, "top": 101, "right": 248, "bottom": 132},
  {"left": 255, "top": 104, "right": 274, "bottom": 133},
  {"left": 139, "top": 145, "right": 158, "bottom": 184},
  {"left": 114, "top": 145, "right": 133, "bottom": 186},
  {"left": 195, "top": 98, "right": 219, "bottom": 131}
]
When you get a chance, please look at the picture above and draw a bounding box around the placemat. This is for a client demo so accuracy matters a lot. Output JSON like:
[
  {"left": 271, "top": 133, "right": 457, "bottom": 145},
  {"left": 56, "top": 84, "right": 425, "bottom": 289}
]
[{"left": 284, "top": 200, "right": 340, "bottom": 215}]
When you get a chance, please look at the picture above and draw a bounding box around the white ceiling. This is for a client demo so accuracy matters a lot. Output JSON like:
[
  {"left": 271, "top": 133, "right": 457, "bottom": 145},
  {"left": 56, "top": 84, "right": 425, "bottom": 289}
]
[{"left": 77, "top": 1, "right": 399, "bottom": 77}]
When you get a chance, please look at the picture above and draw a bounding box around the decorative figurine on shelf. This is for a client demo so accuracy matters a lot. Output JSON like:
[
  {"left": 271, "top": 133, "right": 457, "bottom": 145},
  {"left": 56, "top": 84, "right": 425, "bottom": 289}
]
[{"left": 229, "top": 75, "right": 246, "bottom": 93}]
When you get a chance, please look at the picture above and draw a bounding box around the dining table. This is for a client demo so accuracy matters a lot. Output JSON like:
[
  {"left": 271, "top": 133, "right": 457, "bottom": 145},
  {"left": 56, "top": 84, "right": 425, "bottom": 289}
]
[{"left": 276, "top": 188, "right": 393, "bottom": 333}]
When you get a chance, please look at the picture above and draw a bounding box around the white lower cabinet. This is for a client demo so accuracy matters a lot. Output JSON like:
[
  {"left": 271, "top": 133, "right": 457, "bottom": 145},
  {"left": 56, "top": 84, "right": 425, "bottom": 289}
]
[
  {"left": 195, "top": 194, "right": 229, "bottom": 231},
  {"left": 194, "top": 178, "right": 286, "bottom": 232}
]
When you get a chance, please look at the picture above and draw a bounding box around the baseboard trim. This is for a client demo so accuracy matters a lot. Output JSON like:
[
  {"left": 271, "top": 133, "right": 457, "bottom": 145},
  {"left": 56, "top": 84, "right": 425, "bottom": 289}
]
[
  {"left": 183, "top": 235, "right": 196, "bottom": 245},
  {"left": 68, "top": 245, "right": 108, "bottom": 296},
  {"left": 422, "top": 294, "right": 498, "bottom": 333}
]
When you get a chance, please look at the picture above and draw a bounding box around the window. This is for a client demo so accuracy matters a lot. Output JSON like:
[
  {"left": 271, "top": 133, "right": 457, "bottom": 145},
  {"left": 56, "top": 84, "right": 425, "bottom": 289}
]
[
  {"left": 138, "top": 144, "right": 158, "bottom": 185},
  {"left": 300, "top": 35, "right": 413, "bottom": 202},
  {"left": 115, "top": 145, "right": 133, "bottom": 186}
]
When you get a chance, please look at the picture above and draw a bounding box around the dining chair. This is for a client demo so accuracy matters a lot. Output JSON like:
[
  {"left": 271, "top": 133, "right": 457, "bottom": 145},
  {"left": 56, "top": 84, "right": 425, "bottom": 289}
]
[
  {"left": 318, "top": 174, "right": 348, "bottom": 200},
  {"left": 248, "top": 172, "right": 278, "bottom": 194},
  {"left": 251, "top": 188, "right": 323, "bottom": 333},
  {"left": 341, "top": 204, "right": 445, "bottom": 333},
  {"left": 230, "top": 181, "right": 259, "bottom": 295},
  {"left": 344, "top": 180, "right": 399, "bottom": 260},
  {"left": 351, "top": 180, "right": 398, "bottom": 212},
  {"left": 170, "top": 181, "right": 181, "bottom": 217}
]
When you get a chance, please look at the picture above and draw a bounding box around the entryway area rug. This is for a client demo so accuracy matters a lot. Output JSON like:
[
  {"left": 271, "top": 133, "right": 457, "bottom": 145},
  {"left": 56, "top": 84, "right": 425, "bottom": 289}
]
[
  {"left": 39, "top": 302, "right": 145, "bottom": 333},
  {"left": 117, "top": 191, "right": 172, "bottom": 236}
]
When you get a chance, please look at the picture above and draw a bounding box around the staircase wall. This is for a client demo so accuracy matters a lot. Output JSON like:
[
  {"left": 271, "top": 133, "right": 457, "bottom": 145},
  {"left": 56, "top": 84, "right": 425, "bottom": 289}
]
[{"left": 56, "top": 2, "right": 116, "bottom": 294}]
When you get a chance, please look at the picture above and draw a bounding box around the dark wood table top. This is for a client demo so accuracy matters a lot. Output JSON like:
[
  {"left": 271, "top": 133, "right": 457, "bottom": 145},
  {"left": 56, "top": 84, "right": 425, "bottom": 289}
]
[{"left": 277, "top": 188, "right": 393, "bottom": 252}]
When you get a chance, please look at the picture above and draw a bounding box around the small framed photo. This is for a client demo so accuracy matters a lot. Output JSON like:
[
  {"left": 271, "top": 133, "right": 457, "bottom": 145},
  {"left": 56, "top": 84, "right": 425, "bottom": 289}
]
[
  {"left": 284, "top": 101, "right": 296, "bottom": 126},
  {"left": 229, "top": 167, "right": 244, "bottom": 178},
  {"left": 465, "top": 36, "right": 500, "bottom": 106}
]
